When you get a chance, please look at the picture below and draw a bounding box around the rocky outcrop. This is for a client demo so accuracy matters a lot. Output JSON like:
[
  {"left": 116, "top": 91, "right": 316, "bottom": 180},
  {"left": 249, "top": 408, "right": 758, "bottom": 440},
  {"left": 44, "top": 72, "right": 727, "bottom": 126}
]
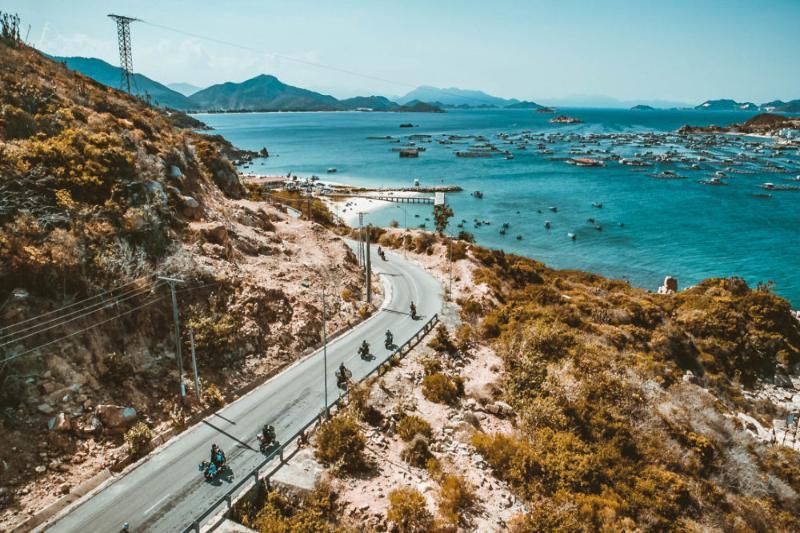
[
  {"left": 96, "top": 405, "right": 137, "bottom": 429},
  {"left": 657, "top": 276, "right": 678, "bottom": 294}
]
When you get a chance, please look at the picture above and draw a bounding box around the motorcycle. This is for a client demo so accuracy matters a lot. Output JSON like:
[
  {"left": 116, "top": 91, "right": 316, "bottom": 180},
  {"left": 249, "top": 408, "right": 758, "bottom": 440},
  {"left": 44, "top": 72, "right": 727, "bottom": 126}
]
[
  {"left": 199, "top": 449, "right": 228, "bottom": 481},
  {"left": 385, "top": 330, "right": 394, "bottom": 349},
  {"left": 358, "top": 341, "right": 371, "bottom": 360},
  {"left": 257, "top": 425, "right": 279, "bottom": 453},
  {"left": 409, "top": 302, "right": 418, "bottom": 320},
  {"left": 335, "top": 365, "right": 352, "bottom": 389}
]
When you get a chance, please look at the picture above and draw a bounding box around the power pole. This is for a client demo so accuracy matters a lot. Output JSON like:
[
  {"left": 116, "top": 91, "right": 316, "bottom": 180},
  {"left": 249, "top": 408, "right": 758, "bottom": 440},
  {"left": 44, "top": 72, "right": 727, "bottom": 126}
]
[
  {"left": 321, "top": 285, "right": 329, "bottom": 416},
  {"left": 189, "top": 327, "right": 200, "bottom": 401},
  {"left": 158, "top": 276, "right": 186, "bottom": 399},
  {"left": 357, "top": 212, "right": 365, "bottom": 267},
  {"left": 365, "top": 226, "right": 372, "bottom": 304},
  {"left": 108, "top": 14, "right": 139, "bottom": 95}
]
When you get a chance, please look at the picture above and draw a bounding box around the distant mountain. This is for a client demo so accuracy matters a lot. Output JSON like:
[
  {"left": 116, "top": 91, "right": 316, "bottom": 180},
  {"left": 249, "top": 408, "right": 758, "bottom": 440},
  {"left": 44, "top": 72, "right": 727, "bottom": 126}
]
[
  {"left": 505, "top": 100, "right": 544, "bottom": 109},
  {"left": 53, "top": 56, "right": 194, "bottom": 110},
  {"left": 167, "top": 82, "right": 204, "bottom": 96},
  {"left": 631, "top": 105, "right": 655, "bottom": 111},
  {"left": 396, "top": 100, "right": 445, "bottom": 113},
  {"left": 696, "top": 99, "right": 757, "bottom": 111},
  {"left": 339, "top": 95, "right": 399, "bottom": 111},
  {"left": 398, "top": 86, "right": 521, "bottom": 108},
  {"left": 188, "top": 74, "right": 342, "bottom": 111},
  {"left": 539, "top": 95, "right": 691, "bottom": 109},
  {"left": 774, "top": 100, "right": 800, "bottom": 113}
]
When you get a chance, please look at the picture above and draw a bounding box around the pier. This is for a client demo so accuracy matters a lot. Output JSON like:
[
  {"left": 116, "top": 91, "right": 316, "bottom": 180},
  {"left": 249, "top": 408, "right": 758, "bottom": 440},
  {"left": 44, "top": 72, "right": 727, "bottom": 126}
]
[{"left": 331, "top": 194, "right": 434, "bottom": 204}]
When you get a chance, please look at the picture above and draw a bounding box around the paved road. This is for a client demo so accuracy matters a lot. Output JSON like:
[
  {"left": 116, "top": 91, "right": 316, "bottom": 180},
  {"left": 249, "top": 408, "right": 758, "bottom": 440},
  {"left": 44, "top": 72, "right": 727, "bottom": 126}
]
[{"left": 46, "top": 244, "right": 442, "bottom": 532}]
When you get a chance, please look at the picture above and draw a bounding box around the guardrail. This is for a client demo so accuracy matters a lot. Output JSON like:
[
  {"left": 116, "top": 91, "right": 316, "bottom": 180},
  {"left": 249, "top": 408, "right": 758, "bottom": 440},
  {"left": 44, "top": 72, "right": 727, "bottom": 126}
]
[{"left": 185, "top": 312, "right": 440, "bottom": 532}]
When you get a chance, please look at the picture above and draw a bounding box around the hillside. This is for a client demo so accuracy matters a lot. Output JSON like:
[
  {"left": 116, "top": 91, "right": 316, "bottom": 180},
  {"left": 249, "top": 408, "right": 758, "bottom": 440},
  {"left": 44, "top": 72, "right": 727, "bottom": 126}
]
[
  {"left": 0, "top": 35, "right": 368, "bottom": 529},
  {"left": 188, "top": 74, "right": 342, "bottom": 111},
  {"left": 54, "top": 56, "right": 194, "bottom": 111},
  {"left": 339, "top": 95, "right": 400, "bottom": 111},
  {"left": 696, "top": 98, "right": 800, "bottom": 112}
]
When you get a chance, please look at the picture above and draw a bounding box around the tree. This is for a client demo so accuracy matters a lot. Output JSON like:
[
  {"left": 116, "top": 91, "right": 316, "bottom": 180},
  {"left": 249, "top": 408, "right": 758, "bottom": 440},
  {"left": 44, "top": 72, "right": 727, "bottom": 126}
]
[{"left": 432, "top": 204, "right": 454, "bottom": 234}]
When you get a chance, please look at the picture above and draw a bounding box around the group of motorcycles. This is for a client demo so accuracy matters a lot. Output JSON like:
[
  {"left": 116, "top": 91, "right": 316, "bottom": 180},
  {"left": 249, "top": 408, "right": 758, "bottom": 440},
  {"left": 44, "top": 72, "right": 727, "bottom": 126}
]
[{"left": 200, "top": 300, "right": 420, "bottom": 483}]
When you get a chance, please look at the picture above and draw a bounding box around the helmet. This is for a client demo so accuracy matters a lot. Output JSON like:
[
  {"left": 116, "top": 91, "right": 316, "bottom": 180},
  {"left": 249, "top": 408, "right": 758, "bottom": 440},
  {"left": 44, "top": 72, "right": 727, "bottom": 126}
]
[{"left": 212, "top": 443, "right": 218, "bottom": 450}]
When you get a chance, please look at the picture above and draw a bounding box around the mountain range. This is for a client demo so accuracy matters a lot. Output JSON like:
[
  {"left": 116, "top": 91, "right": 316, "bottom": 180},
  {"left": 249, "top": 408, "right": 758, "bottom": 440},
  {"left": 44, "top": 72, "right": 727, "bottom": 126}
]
[
  {"left": 54, "top": 56, "right": 799, "bottom": 114},
  {"left": 695, "top": 99, "right": 800, "bottom": 113}
]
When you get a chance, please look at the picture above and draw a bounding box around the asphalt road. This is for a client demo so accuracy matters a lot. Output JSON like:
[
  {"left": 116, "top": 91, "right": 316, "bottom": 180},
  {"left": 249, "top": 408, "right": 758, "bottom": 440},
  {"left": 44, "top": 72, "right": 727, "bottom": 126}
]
[{"left": 45, "top": 243, "right": 442, "bottom": 532}]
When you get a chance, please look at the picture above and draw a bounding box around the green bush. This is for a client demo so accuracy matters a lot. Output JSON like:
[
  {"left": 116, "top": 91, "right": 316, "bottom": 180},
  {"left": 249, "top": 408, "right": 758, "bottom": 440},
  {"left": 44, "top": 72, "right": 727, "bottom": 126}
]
[
  {"left": 125, "top": 422, "right": 153, "bottom": 457},
  {"left": 437, "top": 473, "right": 476, "bottom": 527},
  {"left": 401, "top": 435, "right": 433, "bottom": 468},
  {"left": 315, "top": 415, "right": 366, "bottom": 474},
  {"left": 397, "top": 414, "right": 433, "bottom": 441},
  {"left": 387, "top": 487, "right": 433, "bottom": 533},
  {"left": 422, "top": 373, "right": 464, "bottom": 405},
  {"left": 202, "top": 383, "right": 225, "bottom": 408}
]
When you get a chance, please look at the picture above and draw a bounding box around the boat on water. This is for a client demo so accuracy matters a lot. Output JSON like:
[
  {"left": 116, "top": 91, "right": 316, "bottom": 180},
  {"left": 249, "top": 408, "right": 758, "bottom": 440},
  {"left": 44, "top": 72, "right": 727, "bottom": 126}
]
[
  {"left": 456, "top": 151, "right": 492, "bottom": 158},
  {"left": 544, "top": 221, "right": 551, "bottom": 229},
  {"left": 568, "top": 158, "right": 605, "bottom": 167},
  {"left": 549, "top": 206, "right": 558, "bottom": 212},
  {"left": 592, "top": 202, "right": 603, "bottom": 208},
  {"left": 327, "top": 168, "right": 337, "bottom": 173},
  {"left": 472, "top": 191, "right": 484, "bottom": 199},
  {"left": 568, "top": 232, "right": 576, "bottom": 240},
  {"left": 700, "top": 177, "right": 726, "bottom": 186}
]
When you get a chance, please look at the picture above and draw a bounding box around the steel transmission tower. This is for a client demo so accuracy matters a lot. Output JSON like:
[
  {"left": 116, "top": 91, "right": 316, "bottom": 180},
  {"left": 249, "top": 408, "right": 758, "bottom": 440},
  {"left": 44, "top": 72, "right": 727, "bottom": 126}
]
[{"left": 108, "top": 14, "right": 139, "bottom": 94}]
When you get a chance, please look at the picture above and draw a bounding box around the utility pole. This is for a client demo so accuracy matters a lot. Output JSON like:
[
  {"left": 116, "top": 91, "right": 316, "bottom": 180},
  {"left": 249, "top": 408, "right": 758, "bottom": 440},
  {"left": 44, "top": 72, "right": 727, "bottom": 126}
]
[
  {"left": 448, "top": 239, "right": 453, "bottom": 301},
  {"left": 189, "top": 327, "right": 200, "bottom": 401},
  {"left": 108, "top": 14, "right": 139, "bottom": 95},
  {"left": 365, "top": 226, "right": 372, "bottom": 304},
  {"left": 321, "top": 284, "right": 328, "bottom": 416},
  {"left": 357, "top": 212, "right": 365, "bottom": 267},
  {"left": 158, "top": 276, "right": 186, "bottom": 399}
]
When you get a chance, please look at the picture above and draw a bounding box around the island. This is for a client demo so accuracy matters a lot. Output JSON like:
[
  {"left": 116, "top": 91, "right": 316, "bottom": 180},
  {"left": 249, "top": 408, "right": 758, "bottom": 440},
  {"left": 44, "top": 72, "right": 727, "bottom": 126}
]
[
  {"left": 631, "top": 104, "right": 655, "bottom": 111},
  {"left": 549, "top": 114, "right": 583, "bottom": 124}
]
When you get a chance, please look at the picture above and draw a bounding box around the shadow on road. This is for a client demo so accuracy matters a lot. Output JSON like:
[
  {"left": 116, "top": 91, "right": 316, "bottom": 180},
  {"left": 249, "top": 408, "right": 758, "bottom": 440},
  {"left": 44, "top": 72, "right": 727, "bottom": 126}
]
[{"left": 202, "top": 420, "right": 255, "bottom": 451}]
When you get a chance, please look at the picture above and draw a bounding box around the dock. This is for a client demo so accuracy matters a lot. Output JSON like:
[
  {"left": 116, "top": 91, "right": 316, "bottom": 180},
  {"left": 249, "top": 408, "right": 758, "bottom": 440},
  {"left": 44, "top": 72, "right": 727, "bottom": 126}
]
[{"left": 329, "top": 194, "right": 434, "bottom": 204}]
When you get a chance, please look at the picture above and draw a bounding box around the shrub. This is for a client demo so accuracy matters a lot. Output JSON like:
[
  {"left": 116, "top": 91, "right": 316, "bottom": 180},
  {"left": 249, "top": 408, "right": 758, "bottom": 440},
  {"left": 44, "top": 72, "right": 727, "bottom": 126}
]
[
  {"left": 401, "top": 434, "right": 433, "bottom": 467},
  {"left": 125, "top": 422, "right": 153, "bottom": 457},
  {"left": 422, "top": 373, "right": 464, "bottom": 405},
  {"left": 358, "top": 304, "right": 372, "bottom": 319},
  {"left": 397, "top": 414, "right": 433, "bottom": 441},
  {"left": 428, "top": 324, "right": 457, "bottom": 355},
  {"left": 202, "top": 383, "right": 225, "bottom": 408},
  {"left": 341, "top": 287, "right": 353, "bottom": 301},
  {"left": 455, "top": 324, "right": 473, "bottom": 352},
  {"left": 315, "top": 415, "right": 366, "bottom": 474},
  {"left": 437, "top": 473, "right": 476, "bottom": 527},
  {"left": 387, "top": 487, "right": 433, "bottom": 533}
]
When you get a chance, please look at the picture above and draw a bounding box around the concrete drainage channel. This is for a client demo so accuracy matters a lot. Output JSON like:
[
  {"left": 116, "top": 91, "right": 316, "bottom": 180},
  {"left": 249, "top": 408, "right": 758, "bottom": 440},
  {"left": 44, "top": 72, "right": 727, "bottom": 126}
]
[{"left": 185, "top": 313, "right": 440, "bottom": 533}]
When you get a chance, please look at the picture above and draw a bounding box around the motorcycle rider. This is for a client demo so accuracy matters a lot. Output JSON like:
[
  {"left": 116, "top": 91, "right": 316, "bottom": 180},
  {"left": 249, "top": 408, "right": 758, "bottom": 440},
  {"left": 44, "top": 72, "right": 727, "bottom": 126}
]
[
  {"left": 409, "top": 301, "right": 417, "bottom": 319},
  {"left": 261, "top": 424, "right": 276, "bottom": 445},
  {"left": 210, "top": 443, "right": 225, "bottom": 466},
  {"left": 359, "top": 339, "right": 370, "bottom": 357},
  {"left": 385, "top": 329, "right": 393, "bottom": 346},
  {"left": 337, "top": 362, "right": 348, "bottom": 381}
]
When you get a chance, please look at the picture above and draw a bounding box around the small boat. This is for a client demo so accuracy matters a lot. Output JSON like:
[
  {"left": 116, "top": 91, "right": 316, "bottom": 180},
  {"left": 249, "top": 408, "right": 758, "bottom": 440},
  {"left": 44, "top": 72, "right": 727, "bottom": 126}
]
[
  {"left": 762, "top": 182, "right": 776, "bottom": 190},
  {"left": 516, "top": 235, "right": 523, "bottom": 240},
  {"left": 472, "top": 191, "right": 484, "bottom": 199},
  {"left": 587, "top": 218, "right": 595, "bottom": 224},
  {"left": 592, "top": 202, "right": 603, "bottom": 208},
  {"left": 549, "top": 206, "right": 558, "bottom": 212},
  {"left": 327, "top": 168, "right": 337, "bottom": 173},
  {"left": 568, "top": 233, "right": 576, "bottom": 240},
  {"left": 751, "top": 193, "right": 772, "bottom": 199},
  {"left": 544, "top": 221, "right": 551, "bottom": 229}
]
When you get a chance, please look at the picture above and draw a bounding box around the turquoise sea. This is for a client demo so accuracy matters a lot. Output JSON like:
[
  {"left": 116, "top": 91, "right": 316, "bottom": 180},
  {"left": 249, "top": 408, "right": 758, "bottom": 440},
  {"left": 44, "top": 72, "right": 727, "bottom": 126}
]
[{"left": 197, "top": 109, "right": 800, "bottom": 306}]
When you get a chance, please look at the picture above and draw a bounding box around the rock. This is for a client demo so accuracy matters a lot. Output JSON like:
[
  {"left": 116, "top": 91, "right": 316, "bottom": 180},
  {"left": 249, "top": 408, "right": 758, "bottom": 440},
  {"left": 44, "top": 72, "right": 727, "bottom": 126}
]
[
  {"left": 59, "top": 482, "right": 72, "bottom": 495},
  {"left": 495, "top": 401, "right": 514, "bottom": 416},
  {"left": 775, "top": 367, "right": 794, "bottom": 389},
  {"left": 657, "top": 276, "right": 678, "bottom": 294},
  {"left": 485, "top": 403, "right": 500, "bottom": 415},
  {"left": 77, "top": 415, "right": 102, "bottom": 435},
  {"left": 39, "top": 381, "right": 57, "bottom": 395},
  {"left": 682, "top": 370, "right": 699, "bottom": 384},
  {"left": 48, "top": 413, "right": 71, "bottom": 432},
  {"left": 259, "top": 147, "right": 270, "bottom": 157},
  {"left": 96, "top": 404, "right": 137, "bottom": 429},
  {"left": 34, "top": 465, "right": 46, "bottom": 474},
  {"left": 200, "top": 222, "right": 230, "bottom": 246},
  {"left": 37, "top": 403, "right": 55, "bottom": 415}
]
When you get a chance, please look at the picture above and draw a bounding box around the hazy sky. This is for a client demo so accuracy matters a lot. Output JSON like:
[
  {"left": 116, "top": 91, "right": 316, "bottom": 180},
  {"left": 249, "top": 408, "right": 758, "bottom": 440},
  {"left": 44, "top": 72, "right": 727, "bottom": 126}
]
[{"left": 6, "top": 0, "right": 800, "bottom": 104}]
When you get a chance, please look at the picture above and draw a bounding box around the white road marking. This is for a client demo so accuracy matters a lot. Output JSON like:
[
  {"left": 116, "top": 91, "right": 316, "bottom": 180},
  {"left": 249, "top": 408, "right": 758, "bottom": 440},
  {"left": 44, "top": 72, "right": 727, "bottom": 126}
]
[{"left": 143, "top": 494, "right": 169, "bottom": 516}]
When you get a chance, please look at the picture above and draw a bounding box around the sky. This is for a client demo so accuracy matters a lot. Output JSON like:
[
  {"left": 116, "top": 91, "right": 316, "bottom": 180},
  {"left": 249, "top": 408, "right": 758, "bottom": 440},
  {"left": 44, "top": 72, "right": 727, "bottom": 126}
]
[{"left": 5, "top": 0, "right": 800, "bottom": 105}]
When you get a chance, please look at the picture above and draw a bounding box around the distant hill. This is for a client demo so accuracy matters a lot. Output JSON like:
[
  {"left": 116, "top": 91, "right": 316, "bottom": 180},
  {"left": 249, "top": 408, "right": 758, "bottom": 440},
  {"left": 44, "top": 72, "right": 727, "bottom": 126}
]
[
  {"left": 775, "top": 100, "right": 800, "bottom": 112},
  {"left": 398, "top": 85, "right": 527, "bottom": 108},
  {"left": 695, "top": 98, "right": 800, "bottom": 112},
  {"left": 188, "top": 74, "right": 341, "bottom": 111},
  {"left": 53, "top": 56, "right": 194, "bottom": 110},
  {"left": 396, "top": 100, "right": 445, "bottom": 113},
  {"left": 338, "top": 95, "right": 399, "bottom": 111},
  {"left": 631, "top": 104, "right": 655, "bottom": 111},
  {"left": 167, "top": 82, "right": 204, "bottom": 96},
  {"left": 505, "top": 100, "right": 544, "bottom": 109}
]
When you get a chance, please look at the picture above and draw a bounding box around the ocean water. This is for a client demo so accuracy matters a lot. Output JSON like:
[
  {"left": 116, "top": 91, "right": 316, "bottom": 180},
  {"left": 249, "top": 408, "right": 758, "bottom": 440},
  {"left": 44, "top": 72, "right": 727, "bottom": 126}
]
[{"left": 197, "top": 109, "right": 800, "bottom": 306}]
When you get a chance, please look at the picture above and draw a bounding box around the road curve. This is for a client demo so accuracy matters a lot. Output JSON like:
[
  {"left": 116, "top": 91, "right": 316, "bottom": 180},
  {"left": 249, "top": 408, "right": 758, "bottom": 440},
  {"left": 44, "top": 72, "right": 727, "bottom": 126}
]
[{"left": 45, "top": 242, "right": 442, "bottom": 532}]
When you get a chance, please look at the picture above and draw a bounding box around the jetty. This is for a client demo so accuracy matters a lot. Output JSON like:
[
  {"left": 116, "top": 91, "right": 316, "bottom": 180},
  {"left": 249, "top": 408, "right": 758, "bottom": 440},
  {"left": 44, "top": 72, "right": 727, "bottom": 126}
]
[{"left": 330, "top": 193, "right": 434, "bottom": 204}]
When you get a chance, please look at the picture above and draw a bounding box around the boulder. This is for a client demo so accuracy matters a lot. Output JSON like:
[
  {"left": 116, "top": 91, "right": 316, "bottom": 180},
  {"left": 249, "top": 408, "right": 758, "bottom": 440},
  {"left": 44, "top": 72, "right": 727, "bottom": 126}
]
[
  {"left": 494, "top": 401, "right": 514, "bottom": 417},
  {"left": 201, "top": 222, "right": 229, "bottom": 245},
  {"left": 96, "top": 404, "right": 137, "bottom": 429},
  {"left": 37, "top": 403, "right": 55, "bottom": 415},
  {"left": 48, "top": 413, "right": 71, "bottom": 432},
  {"left": 259, "top": 147, "right": 270, "bottom": 157},
  {"left": 657, "top": 276, "right": 678, "bottom": 294},
  {"left": 77, "top": 415, "right": 102, "bottom": 436}
]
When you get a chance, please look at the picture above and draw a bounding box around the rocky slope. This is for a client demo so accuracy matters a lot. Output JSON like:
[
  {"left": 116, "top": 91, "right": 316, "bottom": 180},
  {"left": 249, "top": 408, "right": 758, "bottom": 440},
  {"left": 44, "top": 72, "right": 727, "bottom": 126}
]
[{"left": 0, "top": 37, "right": 370, "bottom": 528}]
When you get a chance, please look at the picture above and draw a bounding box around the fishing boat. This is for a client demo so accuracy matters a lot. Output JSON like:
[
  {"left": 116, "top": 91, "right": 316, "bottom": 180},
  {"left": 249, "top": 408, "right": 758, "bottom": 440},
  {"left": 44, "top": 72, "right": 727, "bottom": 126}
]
[
  {"left": 568, "top": 233, "right": 576, "bottom": 240},
  {"left": 592, "top": 202, "right": 603, "bottom": 208},
  {"left": 327, "top": 168, "right": 337, "bottom": 173},
  {"left": 472, "top": 191, "right": 484, "bottom": 199},
  {"left": 544, "top": 221, "right": 551, "bottom": 229}
]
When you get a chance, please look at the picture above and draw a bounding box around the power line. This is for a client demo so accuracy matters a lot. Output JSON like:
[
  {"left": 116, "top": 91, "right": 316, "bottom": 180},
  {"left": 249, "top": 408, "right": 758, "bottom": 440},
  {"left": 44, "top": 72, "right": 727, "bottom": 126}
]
[
  {"left": 137, "top": 19, "right": 506, "bottom": 107},
  {"left": 0, "top": 295, "right": 166, "bottom": 366},
  {"left": 0, "top": 283, "right": 157, "bottom": 343},
  {"left": 0, "top": 283, "right": 161, "bottom": 349},
  {"left": 0, "top": 275, "right": 153, "bottom": 334}
]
